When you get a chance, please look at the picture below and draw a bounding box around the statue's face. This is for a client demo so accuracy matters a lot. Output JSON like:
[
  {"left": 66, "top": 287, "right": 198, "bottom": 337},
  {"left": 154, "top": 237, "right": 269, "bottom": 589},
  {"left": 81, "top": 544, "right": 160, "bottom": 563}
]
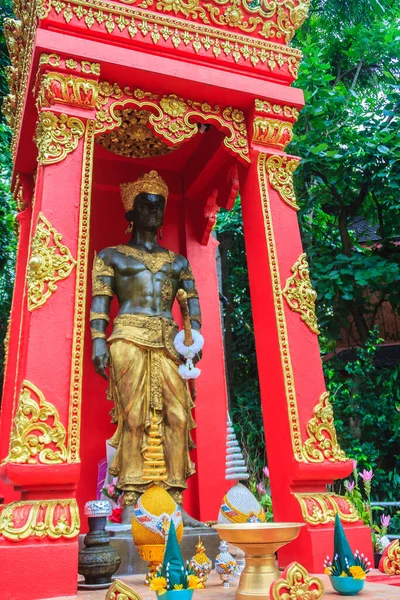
[{"left": 130, "top": 192, "right": 166, "bottom": 231}]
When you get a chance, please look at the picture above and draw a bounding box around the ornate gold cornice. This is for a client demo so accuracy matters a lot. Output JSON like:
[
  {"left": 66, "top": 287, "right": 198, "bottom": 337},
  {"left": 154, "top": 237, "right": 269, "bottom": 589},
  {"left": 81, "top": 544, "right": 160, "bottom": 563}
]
[
  {"left": 282, "top": 253, "right": 319, "bottom": 334},
  {"left": 5, "top": 380, "right": 68, "bottom": 465},
  {"left": 270, "top": 563, "right": 324, "bottom": 600},
  {"left": 302, "top": 392, "right": 347, "bottom": 463},
  {"left": 35, "top": 111, "right": 86, "bottom": 165},
  {"left": 37, "top": 72, "right": 99, "bottom": 110},
  {"left": 0, "top": 498, "right": 80, "bottom": 541},
  {"left": 37, "top": 0, "right": 302, "bottom": 79},
  {"left": 255, "top": 98, "right": 299, "bottom": 121},
  {"left": 294, "top": 492, "right": 359, "bottom": 525},
  {"left": 265, "top": 154, "right": 300, "bottom": 211},
  {"left": 27, "top": 212, "right": 77, "bottom": 311},
  {"left": 253, "top": 116, "right": 293, "bottom": 149}
]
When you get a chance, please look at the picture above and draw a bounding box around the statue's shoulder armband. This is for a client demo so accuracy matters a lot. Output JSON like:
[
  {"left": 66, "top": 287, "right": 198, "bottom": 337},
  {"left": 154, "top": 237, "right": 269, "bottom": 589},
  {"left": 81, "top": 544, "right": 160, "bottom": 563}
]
[{"left": 92, "top": 252, "right": 115, "bottom": 297}]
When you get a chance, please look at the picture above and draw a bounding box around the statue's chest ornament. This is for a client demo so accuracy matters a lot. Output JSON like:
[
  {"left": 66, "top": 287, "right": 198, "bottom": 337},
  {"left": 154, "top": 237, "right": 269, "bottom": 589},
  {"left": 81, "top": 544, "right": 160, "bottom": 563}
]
[{"left": 115, "top": 245, "right": 176, "bottom": 274}]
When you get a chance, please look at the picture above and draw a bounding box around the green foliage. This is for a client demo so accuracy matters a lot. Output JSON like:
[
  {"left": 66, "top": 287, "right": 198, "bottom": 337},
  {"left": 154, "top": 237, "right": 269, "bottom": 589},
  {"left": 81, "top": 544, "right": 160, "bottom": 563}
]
[{"left": 0, "top": 0, "right": 16, "bottom": 391}]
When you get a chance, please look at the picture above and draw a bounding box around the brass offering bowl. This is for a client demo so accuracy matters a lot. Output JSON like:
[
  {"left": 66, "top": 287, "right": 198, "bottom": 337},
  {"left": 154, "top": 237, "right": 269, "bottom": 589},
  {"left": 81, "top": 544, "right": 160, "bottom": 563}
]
[{"left": 214, "top": 523, "right": 304, "bottom": 600}]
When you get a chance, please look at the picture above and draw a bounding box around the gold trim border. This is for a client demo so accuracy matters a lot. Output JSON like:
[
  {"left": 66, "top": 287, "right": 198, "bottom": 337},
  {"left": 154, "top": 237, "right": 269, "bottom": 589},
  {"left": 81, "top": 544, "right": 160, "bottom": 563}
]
[
  {"left": 67, "top": 119, "right": 95, "bottom": 461},
  {"left": 257, "top": 152, "right": 302, "bottom": 461}
]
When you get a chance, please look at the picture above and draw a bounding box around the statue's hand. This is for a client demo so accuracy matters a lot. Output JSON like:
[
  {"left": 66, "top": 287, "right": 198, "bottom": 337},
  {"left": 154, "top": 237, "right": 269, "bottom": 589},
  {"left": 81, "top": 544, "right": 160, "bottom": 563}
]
[{"left": 92, "top": 339, "right": 109, "bottom": 380}]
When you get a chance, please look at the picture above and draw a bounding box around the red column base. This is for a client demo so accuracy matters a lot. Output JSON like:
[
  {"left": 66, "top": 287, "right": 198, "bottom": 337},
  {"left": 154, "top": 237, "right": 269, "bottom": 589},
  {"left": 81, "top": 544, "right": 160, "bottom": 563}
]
[
  {"left": 0, "top": 539, "right": 78, "bottom": 600},
  {"left": 278, "top": 522, "right": 374, "bottom": 573}
]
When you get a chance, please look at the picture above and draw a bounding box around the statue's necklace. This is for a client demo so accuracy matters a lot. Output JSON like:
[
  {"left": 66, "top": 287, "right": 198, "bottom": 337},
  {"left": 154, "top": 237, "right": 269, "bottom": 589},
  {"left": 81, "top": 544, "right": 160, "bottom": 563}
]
[{"left": 115, "top": 244, "right": 176, "bottom": 274}]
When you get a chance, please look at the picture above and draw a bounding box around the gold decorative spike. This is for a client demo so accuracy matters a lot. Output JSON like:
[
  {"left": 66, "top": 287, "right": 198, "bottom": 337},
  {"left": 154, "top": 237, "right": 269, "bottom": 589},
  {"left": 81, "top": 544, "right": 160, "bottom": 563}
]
[
  {"left": 6, "top": 380, "right": 68, "bottom": 465},
  {"left": 253, "top": 117, "right": 293, "bottom": 149},
  {"left": 35, "top": 111, "right": 85, "bottom": 165},
  {"left": 0, "top": 499, "right": 80, "bottom": 541},
  {"left": 266, "top": 154, "right": 301, "bottom": 211},
  {"left": 270, "top": 562, "right": 324, "bottom": 600},
  {"left": 106, "top": 579, "right": 143, "bottom": 600},
  {"left": 302, "top": 392, "right": 347, "bottom": 463},
  {"left": 294, "top": 492, "right": 359, "bottom": 525},
  {"left": 282, "top": 253, "right": 319, "bottom": 334},
  {"left": 141, "top": 416, "right": 168, "bottom": 483},
  {"left": 27, "top": 212, "right": 77, "bottom": 311}
]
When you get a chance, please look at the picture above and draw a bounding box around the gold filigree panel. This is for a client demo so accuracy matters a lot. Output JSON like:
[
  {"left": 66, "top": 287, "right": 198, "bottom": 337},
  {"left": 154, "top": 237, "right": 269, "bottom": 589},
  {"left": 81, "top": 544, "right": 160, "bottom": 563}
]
[
  {"left": 0, "top": 499, "right": 79, "bottom": 541},
  {"left": 294, "top": 492, "right": 359, "bottom": 525},
  {"left": 97, "top": 108, "right": 176, "bottom": 157},
  {"left": 96, "top": 85, "right": 249, "bottom": 162},
  {"left": 35, "top": 111, "right": 86, "bottom": 165},
  {"left": 302, "top": 392, "right": 347, "bottom": 463},
  {"left": 282, "top": 253, "right": 319, "bottom": 334},
  {"left": 266, "top": 154, "right": 300, "bottom": 211},
  {"left": 5, "top": 380, "right": 67, "bottom": 465},
  {"left": 27, "top": 212, "right": 77, "bottom": 311}
]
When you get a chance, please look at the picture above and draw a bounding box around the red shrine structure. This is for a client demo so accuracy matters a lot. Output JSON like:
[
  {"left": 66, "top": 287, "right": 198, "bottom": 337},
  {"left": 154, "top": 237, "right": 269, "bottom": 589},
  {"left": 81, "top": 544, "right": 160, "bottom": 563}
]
[{"left": 1, "top": 0, "right": 373, "bottom": 597}]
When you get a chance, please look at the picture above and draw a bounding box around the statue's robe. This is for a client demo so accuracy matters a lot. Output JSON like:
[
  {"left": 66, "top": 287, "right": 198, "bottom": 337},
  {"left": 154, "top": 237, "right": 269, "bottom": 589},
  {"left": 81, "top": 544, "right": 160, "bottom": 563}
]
[{"left": 107, "top": 314, "right": 196, "bottom": 503}]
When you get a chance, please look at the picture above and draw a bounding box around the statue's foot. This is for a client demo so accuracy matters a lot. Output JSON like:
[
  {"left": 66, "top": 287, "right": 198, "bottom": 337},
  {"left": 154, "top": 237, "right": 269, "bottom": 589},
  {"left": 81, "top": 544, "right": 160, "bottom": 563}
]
[{"left": 180, "top": 506, "right": 205, "bottom": 528}]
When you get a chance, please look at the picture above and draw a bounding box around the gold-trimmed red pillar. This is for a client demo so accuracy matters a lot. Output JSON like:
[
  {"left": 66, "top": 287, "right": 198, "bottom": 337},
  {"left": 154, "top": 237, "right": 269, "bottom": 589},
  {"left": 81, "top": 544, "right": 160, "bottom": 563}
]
[
  {"left": 0, "top": 59, "right": 99, "bottom": 600},
  {"left": 238, "top": 101, "right": 373, "bottom": 571}
]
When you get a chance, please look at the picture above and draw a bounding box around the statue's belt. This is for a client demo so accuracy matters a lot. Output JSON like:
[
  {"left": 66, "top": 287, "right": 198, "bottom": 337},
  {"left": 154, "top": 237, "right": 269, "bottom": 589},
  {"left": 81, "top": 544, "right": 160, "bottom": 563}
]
[{"left": 107, "top": 313, "right": 180, "bottom": 362}]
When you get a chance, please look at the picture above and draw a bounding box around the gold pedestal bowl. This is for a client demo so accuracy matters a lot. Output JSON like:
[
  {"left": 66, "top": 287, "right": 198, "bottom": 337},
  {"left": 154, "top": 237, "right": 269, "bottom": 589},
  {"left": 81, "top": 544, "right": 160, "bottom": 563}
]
[{"left": 214, "top": 523, "right": 304, "bottom": 600}]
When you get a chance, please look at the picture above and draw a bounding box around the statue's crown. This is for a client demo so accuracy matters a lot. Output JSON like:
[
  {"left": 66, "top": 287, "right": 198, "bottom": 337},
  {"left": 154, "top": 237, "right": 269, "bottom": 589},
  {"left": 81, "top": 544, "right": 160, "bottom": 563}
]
[{"left": 120, "top": 170, "right": 169, "bottom": 213}]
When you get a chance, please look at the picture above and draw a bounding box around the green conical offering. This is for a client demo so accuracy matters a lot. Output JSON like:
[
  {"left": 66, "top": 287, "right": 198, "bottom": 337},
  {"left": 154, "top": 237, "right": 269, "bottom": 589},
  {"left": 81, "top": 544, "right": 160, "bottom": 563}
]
[
  {"left": 333, "top": 513, "right": 355, "bottom": 574},
  {"left": 161, "top": 519, "right": 186, "bottom": 587}
]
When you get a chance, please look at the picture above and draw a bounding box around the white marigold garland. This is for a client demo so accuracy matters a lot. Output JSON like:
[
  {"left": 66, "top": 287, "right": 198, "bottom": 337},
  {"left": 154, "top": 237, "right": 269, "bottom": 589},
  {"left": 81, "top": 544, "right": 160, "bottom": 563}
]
[{"left": 174, "top": 329, "right": 204, "bottom": 380}]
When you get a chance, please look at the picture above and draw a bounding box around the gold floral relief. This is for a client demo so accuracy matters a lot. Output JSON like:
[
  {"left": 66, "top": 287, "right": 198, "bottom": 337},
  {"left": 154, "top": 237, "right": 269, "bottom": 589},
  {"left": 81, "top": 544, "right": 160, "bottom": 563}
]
[
  {"left": 105, "top": 579, "right": 143, "bottom": 600},
  {"left": 0, "top": 498, "right": 80, "bottom": 541},
  {"left": 302, "top": 392, "right": 347, "bottom": 463},
  {"left": 35, "top": 111, "right": 85, "bottom": 165},
  {"left": 282, "top": 253, "right": 319, "bottom": 334},
  {"left": 294, "top": 492, "right": 359, "bottom": 525},
  {"left": 27, "top": 212, "right": 77, "bottom": 311},
  {"left": 255, "top": 98, "right": 299, "bottom": 121},
  {"left": 6, "top": 380, "right": 68, "bottom": 465},
  {"left": 270, "top": 562, "right": 324, "bottom": 600},
  {"left": 266, "top": 154, "right": 300, "bottom": 211},
  {"left": 381, "top": 540, "right": 400, "bottom": 576}
]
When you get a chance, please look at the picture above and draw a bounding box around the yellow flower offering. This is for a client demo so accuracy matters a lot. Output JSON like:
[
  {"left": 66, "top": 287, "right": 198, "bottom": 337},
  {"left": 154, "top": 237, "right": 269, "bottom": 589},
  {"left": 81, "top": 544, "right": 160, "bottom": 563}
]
[
  {"left": 149, "top": 576, "right": 168, "bottom": 594},
  {"left": 324, "top": 567, "right": 332, "bottom": 575},
  {"left": 339, "top": 571, "right": 348, "bottom": 577},
  {"left": 173, "top": 585, "right": 184, "bottom": 590},
  {"left": 349, "top": 566, "right": 366, "bottom": 580},
  {"left": 187, "top": 574, "right": 204, "bottom": 589}
]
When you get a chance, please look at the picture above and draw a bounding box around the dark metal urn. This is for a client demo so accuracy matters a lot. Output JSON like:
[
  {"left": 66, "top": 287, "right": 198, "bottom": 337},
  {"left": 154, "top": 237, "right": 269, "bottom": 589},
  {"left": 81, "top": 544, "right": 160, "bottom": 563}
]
[{"left": 78, "top": 500, "right": 121, "bottom": 589}]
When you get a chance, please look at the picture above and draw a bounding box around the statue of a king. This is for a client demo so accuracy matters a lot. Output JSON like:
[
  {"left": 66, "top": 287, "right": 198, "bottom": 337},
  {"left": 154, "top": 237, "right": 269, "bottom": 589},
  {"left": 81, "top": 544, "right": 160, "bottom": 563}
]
[{"left": 90, "top": 170, "right": 201, "bottom": 508}]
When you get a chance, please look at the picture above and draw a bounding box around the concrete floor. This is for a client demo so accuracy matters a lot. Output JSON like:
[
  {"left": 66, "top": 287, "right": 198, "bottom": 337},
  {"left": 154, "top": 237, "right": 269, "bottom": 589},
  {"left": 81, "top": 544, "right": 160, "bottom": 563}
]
[{"left": 50, "top": 572, "right": 400, "bottom": 600}]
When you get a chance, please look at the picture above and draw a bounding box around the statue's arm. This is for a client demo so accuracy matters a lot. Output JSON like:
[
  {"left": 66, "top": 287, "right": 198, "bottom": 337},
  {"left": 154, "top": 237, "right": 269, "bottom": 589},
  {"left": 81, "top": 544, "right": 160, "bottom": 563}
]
[
  {"left": 90, "top": 250, "right": 115, "bottom": 380},
  {"left": 179, "top": 259, "right": 201, "bottom": 332}
]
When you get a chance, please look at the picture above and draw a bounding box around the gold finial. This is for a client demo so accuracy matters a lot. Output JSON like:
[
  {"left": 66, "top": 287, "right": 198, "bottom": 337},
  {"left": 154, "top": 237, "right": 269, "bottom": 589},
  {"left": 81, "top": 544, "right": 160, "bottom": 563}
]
[{"left": 120, "top": 170, "right": 169, "bottom": 213}]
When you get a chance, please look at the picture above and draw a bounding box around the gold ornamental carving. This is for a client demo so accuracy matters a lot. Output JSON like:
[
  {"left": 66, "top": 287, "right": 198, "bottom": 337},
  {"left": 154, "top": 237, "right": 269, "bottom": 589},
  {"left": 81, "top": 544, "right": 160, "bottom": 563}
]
[
  {"left": 253, "top": 116, "right": 293, "bottom": 149},
  {"left": 39, "top": 53, "right": 61, "bottom": 67},
  {"left": 35, "top": 111, "right": 86, "bottom": 165},
  {"left": 106, "top": 579, "right": 143, "bottom": 600},
  {"left": 95, "top": 84, "right": 249, "bottom": 162},
  {"left": 266, "top": 154, "right": 300, "bottom": 211},
  {"left": 302, "top": 392, "right": 347, "bottom": 463},
  {"left": 68, "top": 120, "right": 96, "bottom": 462},
  {"left": 255, "top": 99, "right": 299, "bottom": 121},
  {"left": 6, "top": 380, "right": 68, "bottom": 465},
  {"left": 270, "top": 562, "right": 324, "bottom": 600},
  {"left": 294, "top": 492, "right": 360, "bottom": 526},
  {"left": 40, "top": 0, "right": 302, "bottom": 77},
  {"left": 0, "top": 499, "right": 80, "bottom": 541},
  {"left": 27, "top": 212, "right": 77, "bottom": 311},
  {"left": 380, "top": 540, "right": 400, "bottom": 575},
  {"left": 37, "top": 72, "right": 99, "bottom": 110},
  {"left": 97, "top": 108, "right": 175, "bottom": 158},
  {"left": 282, "top": 253, "right": 319, "bottom": 334}
]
